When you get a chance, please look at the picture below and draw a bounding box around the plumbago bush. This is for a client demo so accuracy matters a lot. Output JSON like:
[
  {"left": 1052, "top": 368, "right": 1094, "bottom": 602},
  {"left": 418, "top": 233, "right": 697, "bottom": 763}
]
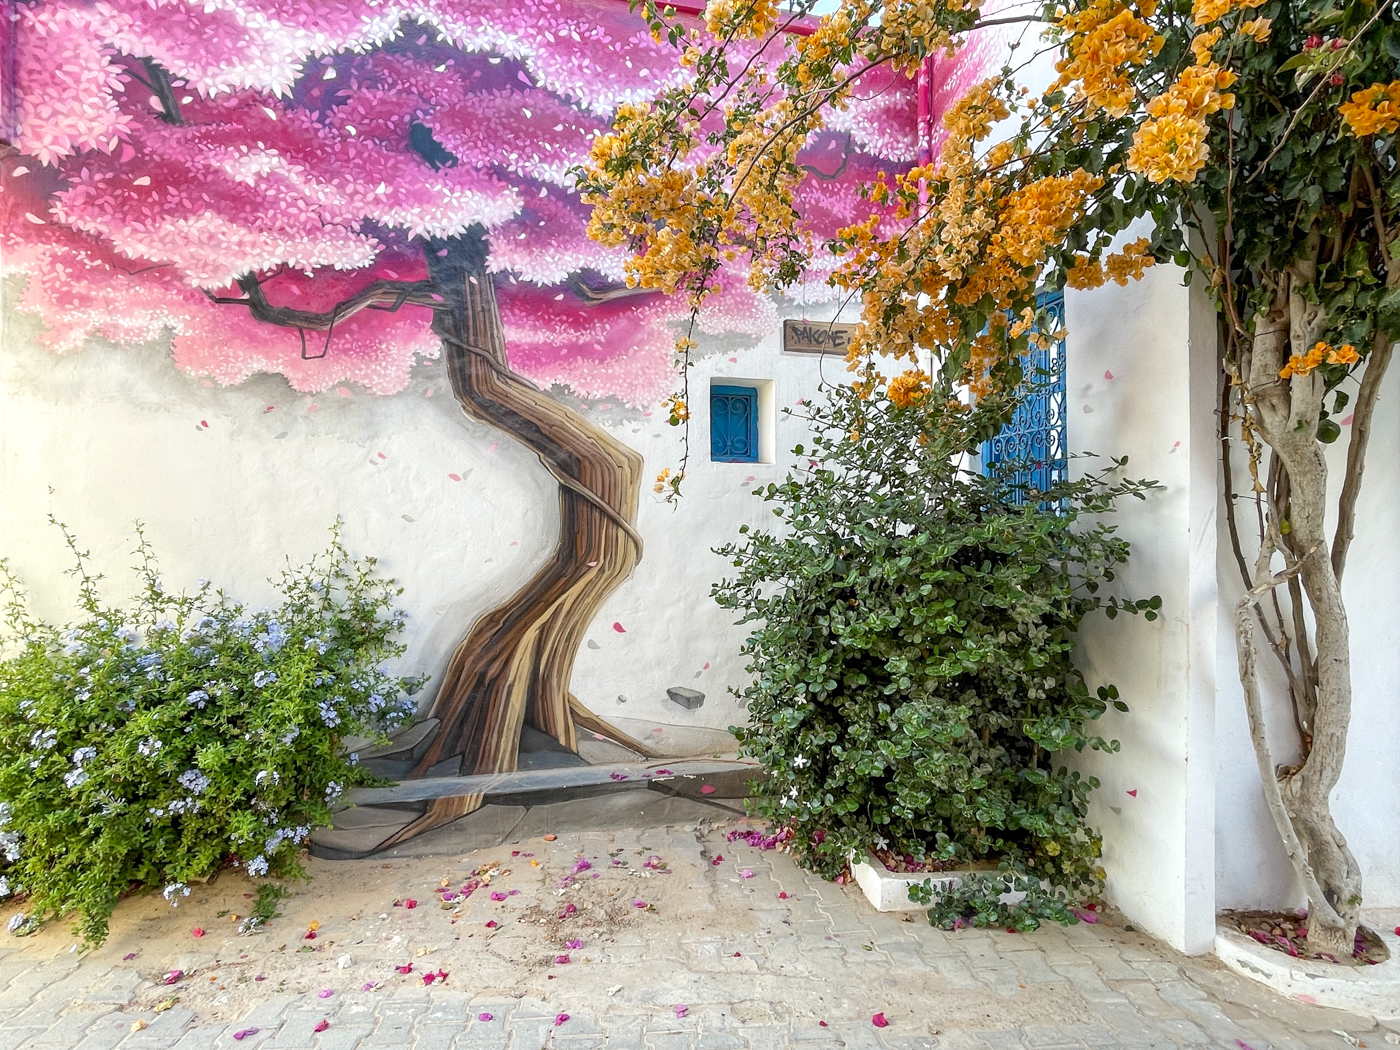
[
  {"left": 0, "top": 524, "right": 419, "bottom": 945},
  {"left": 714, "top": 382, "right": 1158, "bottom": 928}
]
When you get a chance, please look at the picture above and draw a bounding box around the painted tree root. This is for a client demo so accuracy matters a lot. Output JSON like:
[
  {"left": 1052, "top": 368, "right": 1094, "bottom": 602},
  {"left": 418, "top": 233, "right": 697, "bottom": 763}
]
[{"left": 374, "top": 229, "right": 654, "bottom": 850}]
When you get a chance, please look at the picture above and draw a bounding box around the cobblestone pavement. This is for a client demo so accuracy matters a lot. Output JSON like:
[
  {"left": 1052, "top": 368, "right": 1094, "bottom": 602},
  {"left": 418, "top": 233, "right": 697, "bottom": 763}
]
[{"left": 0, "top": 822, "right": 1392, "bottom": 1050}]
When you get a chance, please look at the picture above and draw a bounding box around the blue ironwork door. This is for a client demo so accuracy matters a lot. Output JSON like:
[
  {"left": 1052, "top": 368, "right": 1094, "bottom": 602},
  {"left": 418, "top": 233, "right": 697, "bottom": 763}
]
[{"left": 980, "top": 292, "right": 1067, "bottom": 501}]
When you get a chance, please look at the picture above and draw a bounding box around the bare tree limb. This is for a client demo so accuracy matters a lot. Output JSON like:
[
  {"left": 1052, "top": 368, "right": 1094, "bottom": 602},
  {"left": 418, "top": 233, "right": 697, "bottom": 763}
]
[
  {"left": 208, "top": 274, "right": 438, "bottom": 330},
  {"left": 1332, "top": 331, "right": 1395, "bottom": 583}
]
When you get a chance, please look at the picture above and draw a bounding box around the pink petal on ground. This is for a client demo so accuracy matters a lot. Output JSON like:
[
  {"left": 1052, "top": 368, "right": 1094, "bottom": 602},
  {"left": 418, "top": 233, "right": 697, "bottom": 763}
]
[
  {"left": 1127, "top": 789, "right": 1138, "bottom": 797},
  {"left": 703, "top": 663, "right": 711, "bottom": 670},
  {"left": 819, "top": 1021, "right": 828, "bottom": 1028},
  {"left": 123, "top": 953, "right": 138, "bottom": 961},
  {"left": 490, "top": 892, "right": 507, "bottom": 901},
  {"left": 1234, "top": 1041, "right": 1255, "bottom": 1050},
  {"left": 675, "top": 1004, "right": 689, "bottom": 1018},
  {"left": 1297, "top": 993, "right": 1317, "bottom": 1004},
  {"left": 612, "top": 622, "right": 626, "bottom": 632},
  {"left": 740, "top": 870, "right": 755, "bottom": 879},
  {"left": 448, "top": 473, "right": 462, "bottom": 482},
  {"left": 633, "top": 900, "right": 647, "bottom": 908},
  {"left": 701, "top": 785, "right": 716, "bottom": 795},
  {"left": 566, "top": 939, "right": 583, "bottom": 949},
  {"left": 405, "top": 899, "right": 418, "bottom": 909},
  {"left": 318, "top": 989, "right": 333, "bottom": 998},
  {"left": 555, "top": 954, "right": 571, "bottom": 964},
  {"left": 162, "top": 971, "right": 184, "bottom": 985},
  {"left": 314, "top": 1020, "right": 330, "bottom": 1033},
  {"left": 555, "top": 1013, "right": 570, "bottom": 1026},
  {"left": 488, "top": 443, "right": 500, "bottom": 453},
  {"left": 479, "top": 1013, "right": 494, "bottom": 1022},
  {"left": 397, "top": 965, "right": 413, "bottom": 974},
  {"left": 199, "top": 420, "right": 209, "bottom": 429},
  {"left": 1104, "top": 370, "right": 1114, "bottom": 380},
  {"left": 779, "top": 892, "right": 789, "bottom": 899},
  {"left": 712, "top": 855, "right": 724, "bottom": 866},
  {"left": 233, "top": 1029, "right": 259, "bottom": 1041},
  {"left": 255, "top": 976, "right": 265, "bottom": 982},
  {"left": 872, "top": 1013, "right": 889, "bottom": 1028},
  {"left": 485, "top": 921, "right": 499, "bottom": 929},
  {"left": 362, "top": 982, "right": 379, "bottom": 991}
]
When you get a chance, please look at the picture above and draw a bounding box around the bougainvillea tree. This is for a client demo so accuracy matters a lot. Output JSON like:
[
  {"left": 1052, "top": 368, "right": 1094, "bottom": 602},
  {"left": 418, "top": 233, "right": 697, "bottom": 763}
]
[
  {"left": 0, "top": 0, "right": 981, "bottom": 848},
  {"left": 586, "top": 0, "right": 1398, "bottom": 955}
]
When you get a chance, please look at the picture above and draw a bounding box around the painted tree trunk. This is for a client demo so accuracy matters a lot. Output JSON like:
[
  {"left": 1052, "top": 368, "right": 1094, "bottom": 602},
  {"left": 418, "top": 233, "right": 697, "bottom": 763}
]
[
  {"left": 377, "top": 227, "right": 649, "bottom": 847},
  {"left": 1243, "top": 269, "right": 1362, "bottom": 958}
]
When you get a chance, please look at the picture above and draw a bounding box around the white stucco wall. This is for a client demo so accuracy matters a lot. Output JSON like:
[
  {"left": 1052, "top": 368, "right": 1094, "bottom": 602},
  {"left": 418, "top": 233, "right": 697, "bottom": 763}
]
[
  {"left": 1064, "top": 265, "right": 1219, "bottom": 954},
  {"left": 0, "top": 292, "right": 853, "bottom": 755}
]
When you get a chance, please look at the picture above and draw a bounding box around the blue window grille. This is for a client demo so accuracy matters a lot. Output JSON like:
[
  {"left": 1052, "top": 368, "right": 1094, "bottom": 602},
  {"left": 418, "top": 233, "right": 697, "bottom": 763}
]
[
  {"left": 980, "top": 291, "right": 1067, "bottom": 502},
  {"left": 711, "top": 384, "right": 759, "bottom": 462}
]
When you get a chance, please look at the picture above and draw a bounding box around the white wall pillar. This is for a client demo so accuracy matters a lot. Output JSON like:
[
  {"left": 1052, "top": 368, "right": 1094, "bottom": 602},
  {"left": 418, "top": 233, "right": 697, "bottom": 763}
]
[{"left": 1064, "top": 266, "right": 1219, "bottom": 954}]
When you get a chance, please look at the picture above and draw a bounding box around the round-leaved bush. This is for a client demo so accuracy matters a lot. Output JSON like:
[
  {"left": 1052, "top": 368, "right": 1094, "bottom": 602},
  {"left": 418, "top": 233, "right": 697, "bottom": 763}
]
[
  {"left": 0, "top": 523, "right": 422, "bottom": 945},
  {"left": 713, "top": 381, "right": 1158, "bottom": 926}
]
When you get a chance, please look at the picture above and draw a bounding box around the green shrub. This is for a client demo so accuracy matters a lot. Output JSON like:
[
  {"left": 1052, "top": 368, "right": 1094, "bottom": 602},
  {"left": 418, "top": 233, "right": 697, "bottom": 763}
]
[
  {"left": 713, "top": 382, "right": 1156, "bottom": 922},
  {"left": 0, "top": 523, "right": 420, "bottom": 945}
]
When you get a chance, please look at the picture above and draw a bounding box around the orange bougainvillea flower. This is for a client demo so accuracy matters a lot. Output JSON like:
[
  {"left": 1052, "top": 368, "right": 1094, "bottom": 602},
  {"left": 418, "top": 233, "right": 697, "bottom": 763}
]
[{"left": 1340, "top": 82, "right": 1400, "bottom": 137}]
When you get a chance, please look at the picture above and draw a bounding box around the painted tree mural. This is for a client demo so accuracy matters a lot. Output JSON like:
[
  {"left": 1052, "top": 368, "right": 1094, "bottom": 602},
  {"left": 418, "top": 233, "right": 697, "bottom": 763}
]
[{"left": 0, "top": 0, "right": 976, "bottom": 847}]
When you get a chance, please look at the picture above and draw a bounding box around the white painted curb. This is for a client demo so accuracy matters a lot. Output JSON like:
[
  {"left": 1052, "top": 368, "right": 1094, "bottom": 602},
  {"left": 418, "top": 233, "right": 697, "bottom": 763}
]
[
  {"left": 849, "top": 852, "right": 1027, "bottom": 913},
  {"left": 1214, "top": 924, "right": 1400, "bottom": 1020}
]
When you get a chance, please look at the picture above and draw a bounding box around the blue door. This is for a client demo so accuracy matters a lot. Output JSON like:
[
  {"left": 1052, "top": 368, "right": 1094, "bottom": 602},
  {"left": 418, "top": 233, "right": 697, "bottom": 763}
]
[
  {"left": 981, "top": 292, "right": 1067, "bottom": 503},
  {"left": 711, "top": 385, "right": 759, "bottom": 462}
]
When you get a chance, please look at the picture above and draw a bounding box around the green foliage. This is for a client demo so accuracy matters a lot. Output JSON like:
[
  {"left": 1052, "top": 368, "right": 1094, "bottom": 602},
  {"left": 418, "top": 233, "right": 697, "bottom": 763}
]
[
  {"left": 0, "top": 522, "right": 421, "bottom": 946},
  {"left": 909, "top": 871, "right": 1082, "bottom": 933},
  {"left": 713, "top": 383, "right": 1157, "bottom": 909},
  {"left": 246, "top": 882, "right": 292, "bottom": 931}
]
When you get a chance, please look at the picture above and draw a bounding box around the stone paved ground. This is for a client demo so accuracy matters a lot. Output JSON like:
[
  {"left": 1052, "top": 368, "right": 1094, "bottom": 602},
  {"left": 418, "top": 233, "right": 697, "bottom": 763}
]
[{"left": 0, "top": 821, "right": 1394, "bottom": 1050}]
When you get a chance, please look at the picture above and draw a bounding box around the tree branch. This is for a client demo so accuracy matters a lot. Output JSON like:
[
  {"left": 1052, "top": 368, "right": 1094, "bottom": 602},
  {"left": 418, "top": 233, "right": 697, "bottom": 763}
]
[
  {"left": 1331, "top": 331, "right": 1394, "bottom": 582},
  {"left": 1234, "top": 539, "right": 1346, "bottom": 932},
  {"left": 208, "top": 274, "right": 438, "bottom": 331}
]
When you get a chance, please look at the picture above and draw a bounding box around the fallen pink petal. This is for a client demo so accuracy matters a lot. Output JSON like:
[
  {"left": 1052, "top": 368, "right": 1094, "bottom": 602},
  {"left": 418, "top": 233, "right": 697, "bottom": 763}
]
[
  {"left": 555, "top": 1013, "right": 570, "bottom": 1026},
  {"left": 565, "top": 938, "right": 583, "bottom": 949},
  {"left": 555, "top": 954, "right": 571, "bottom": 964},
  {"left": 490, "top": 891, "right": 507, "bottom": 901},
  {"left": 633, "top": 900, "right": 647, "bottom": 908},
  {"left": 233, "top": 1029, "right": 259, "bottom": 1041},
  {"left": 122, "top": 952, "right": 138, "bottom": 961},
  {"left": 740, "top": 869, "right": 754, "bottom": 879},
  {"left": 396, "top": 964, "right": 413, "bottom": 974},
  {"left": 191, "top": 928, "right": 204, "bottom": 938},
  {"left": 162, "top": 971, "right": 183, "bottom": 985},
  {"left": 675, "top": 1004, "right": 689, "bottom": 1018},
  {"left": 314, "top": 1019, "right": 330, "bottom": 1033},
  {"left": 485, "top": 920, "right": 499, "bottom": 929},
  {"left": 872, "top": 1013, "right": 889, "bottom": 1028},
  {"left": 479, "top": 1013, "right": 494, "bottom": 1022},
  {"left": 318, "top": 989, "right": 333, "bottom": 998},
  {"left": 362, "top": 982, "right": 379, "bottom": 992}
]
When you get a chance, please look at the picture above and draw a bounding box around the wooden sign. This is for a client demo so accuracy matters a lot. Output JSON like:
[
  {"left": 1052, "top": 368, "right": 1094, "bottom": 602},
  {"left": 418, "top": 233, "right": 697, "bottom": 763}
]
[{"left": 783, "top": 319, "right": 857, "bottom": 356}]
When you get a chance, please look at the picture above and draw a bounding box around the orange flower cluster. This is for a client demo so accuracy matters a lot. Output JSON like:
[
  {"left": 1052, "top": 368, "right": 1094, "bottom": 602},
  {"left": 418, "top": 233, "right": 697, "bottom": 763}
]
[
  {"left": 704, "top": 0, "right": 781, "bottom": 40},
  {"left": 1128, "top": 33, "right": 1235, "bottom": 183},
  {"left": 1191, "top": 0, "right": 1264, "bottom": 26},
  {"left": 1279, "top": 342, "right": 1359, "bottom": 379},
  {"left": 1052, "top": 1, "right": 1163, "bottom": 118},
  {"left": 887, "top": 369, "right": 932, "bottom": 408},
  {"left": 834, "top": 75, "right": 1101, "bottom": 397},
  {"left": 1065, "top": 238, "right": 1156, "bottom": 289},
  {"left": 1340, "top": 82, "right": 1400, "bottom": 138}
]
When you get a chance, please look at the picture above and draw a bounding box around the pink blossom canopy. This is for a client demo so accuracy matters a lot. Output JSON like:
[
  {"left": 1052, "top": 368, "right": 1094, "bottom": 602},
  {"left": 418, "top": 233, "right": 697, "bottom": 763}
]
[{"left": 1, "top": 0, "right": 968, "bottom": 403}]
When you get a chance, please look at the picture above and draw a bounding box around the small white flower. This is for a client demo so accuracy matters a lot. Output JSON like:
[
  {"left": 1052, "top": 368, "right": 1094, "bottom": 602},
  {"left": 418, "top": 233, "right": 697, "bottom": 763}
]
[
  {"left": 254, "top": 770, "right": 280, "bottom": 787},
  {"left": 137, "top": 737, "right": 162, "bottom": 757},
  {"left": 63, "top": 768, "right": 89, "bottom": 789},
  {"left": 7, "top": 912, "right": 27, "bottom": 932},
  {"left": 792, "top": 754, "right": 808, "bottom": 769},
  {"left": 246, "top": 855, "right": 269, "bottom": 877},
  {"left": 162, "top": 882, "right": 190, "bottom": 906},
  {"left": 29, "top": 728, "right": 57, "bottom": 750}
]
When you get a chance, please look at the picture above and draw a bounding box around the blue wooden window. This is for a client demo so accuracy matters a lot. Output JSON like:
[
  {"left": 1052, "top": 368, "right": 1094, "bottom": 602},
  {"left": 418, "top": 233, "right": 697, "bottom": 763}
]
[
  {"left": 981, "top": 291, "right": 1067, "bottom": 503},
  {"left": 711, "top": 385, "right": 759, "bottom": 462}
]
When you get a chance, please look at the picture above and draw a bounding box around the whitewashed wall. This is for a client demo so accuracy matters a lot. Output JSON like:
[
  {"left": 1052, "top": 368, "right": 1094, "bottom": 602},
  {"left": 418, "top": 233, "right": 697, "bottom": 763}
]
[
  {"left": 1064, "top": 264, "right": 1220, "bottom": 954},
  {"left": 0, "top": 295, "right": 853, "bottom": 755}
]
